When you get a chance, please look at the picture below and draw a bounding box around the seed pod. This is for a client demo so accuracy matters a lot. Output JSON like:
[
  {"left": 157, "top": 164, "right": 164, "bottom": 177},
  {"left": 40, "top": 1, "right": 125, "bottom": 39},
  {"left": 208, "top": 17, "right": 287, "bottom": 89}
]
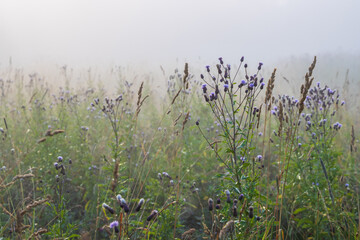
[{"left": 135, "top": 198, "right": 145, "bottom": 212}]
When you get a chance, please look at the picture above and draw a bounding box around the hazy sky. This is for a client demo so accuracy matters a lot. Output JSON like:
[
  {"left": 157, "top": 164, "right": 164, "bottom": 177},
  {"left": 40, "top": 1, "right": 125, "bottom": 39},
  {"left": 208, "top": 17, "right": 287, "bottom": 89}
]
[{"left": 1, "top": 0, "right": 359, "bottom": 68}]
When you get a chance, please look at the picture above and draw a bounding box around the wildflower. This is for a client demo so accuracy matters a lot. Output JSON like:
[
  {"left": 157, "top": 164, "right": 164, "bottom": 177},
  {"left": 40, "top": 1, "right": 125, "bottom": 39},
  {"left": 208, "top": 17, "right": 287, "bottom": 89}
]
[
  {"left": 208, "top": 198, "right": 214, "bottom": 211},
  {"left": 258, "top": 62, "right": 263, "bottom": 70},
  {"left": 257, "top": 155, "right": 262, "bottom": 161},
  {"left": 219, "top": 57, "right": 224, "bottom": 64},
  {"left": 260, "top": 82, "right": 265, "bottom": 89},
  {"left": 345, "top": 183, "right": 349, "bottom": 188},
  {"left": 121, "top": 199, "right": 130, "bottom": 213},
  {"left": 248, "top": 82, "right": 254, "bottom": 90},
  {"left": 258, "top": 132, "right": 263, "bottom": 136},
  {"left": 109, "top": 221, "right": 119, "bottom": 233},
  {"left": 202, "top": 84, "right": 207, "bottom": 93},
  {"left": 102, "top": 203, "right": 115, "bottom": 214},
  {"left": 256, "top": 216, "right": 261, "bottom": 221},
  {"left": 249, "top": 206, "right": 254, "bottom": 218},
  {"left": 206, "top": 66, "right": 210, "bottom": 73},
  {"left": 68, "top": 159, "right": 72, "bottom": 164},
  {"left": 225, "top": 190, "right": 231, "bottom": 203},
  {"left": 200, "top": 74, "right": 204, "bottom": 79},
  {"left": 57, "top": 156, "right": 63, "bottom": 162},
  {"left": 196, "top": 120, "right": 200, "bottom": 126},
  {"left": 157, "top": 173, "right": 162, "bottom": 181},
  {"left": 244, "top": 63, "right": 248, "bottom": 68},
  {"left": 54, "top": 162, "right": 59, "bottom": 169},
  {"left": 240, "top": 56, "right": 244, "bottom": 62},
  {"left": 341, "top": 101, "right": 345, "bottom": 106},
  {"left": 233, "top": 206, "right": 238, "bottom": 217},
  {"left": 238, "top": 194, "right": 244, "bottom": 201},
  {"left": 147, "top": 210, "right": 158, "bottom": 221},
  {"left": 224, "top": 84, "right": 229, "bottom": 92},
  {"left": 162, "top": 172, "right": 171, "bottom": 179}
]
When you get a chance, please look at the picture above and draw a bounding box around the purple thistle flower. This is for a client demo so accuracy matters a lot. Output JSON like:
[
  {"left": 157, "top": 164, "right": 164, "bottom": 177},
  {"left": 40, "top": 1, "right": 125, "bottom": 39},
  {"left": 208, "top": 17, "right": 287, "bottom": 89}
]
[
  {"left": 345, "top": 183, "right": 349, "bottom": 188},
  {"left": 258, "top": 62, "right": 263, "bottom": 70},
  {"left": 109, "top": 220, "right": 119, "bottom": 228},
  {"left": 200, "top": 74, "right": 204, "bottom": 79},
  {"left": 248, "top": 82, "right": 254, "bottom": 90},
  {"left": 57, "top": 156, "right": 63, "bottom": 162},
  {"left": 218, "top": 57, "right": 223, "bottom": 64},
  {"left": 224, "top": 84, "right": 229, "bottom": 92},
  {"left": 109, "top": 220, "right": 119, "bottom": 233},
  {"left": 257, "top": 155, "right": 262, "bottom": 161},
  {"left": 260, "top": 82, "right": 265, "bottom": 89},
  {"left": 54, "top": 162, "right": 59, "bottom": 169},
  {"left": 206, "top": 66, "right": 210, "bottom": 73},
  {"left": 239, "top": 194, "right": 244, "bottom": 201},
  {"left": 202, "top": 84, "right": 207, "bottom": 93},
  {"left": 240, "top": 56, "right": 244, "bottom": 62},
  {"left": 244, "top": 63, "right": 248, "bottom": 68},
  {"left": 341, "top": 101, "right": 345, "bottom": 106}
]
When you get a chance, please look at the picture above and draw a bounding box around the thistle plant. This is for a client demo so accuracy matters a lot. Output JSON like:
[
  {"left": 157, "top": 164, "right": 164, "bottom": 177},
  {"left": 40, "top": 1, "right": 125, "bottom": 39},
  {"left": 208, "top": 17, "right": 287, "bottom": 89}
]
[{"left": 197, "top": 57, "right": 269, "bottom": 238}]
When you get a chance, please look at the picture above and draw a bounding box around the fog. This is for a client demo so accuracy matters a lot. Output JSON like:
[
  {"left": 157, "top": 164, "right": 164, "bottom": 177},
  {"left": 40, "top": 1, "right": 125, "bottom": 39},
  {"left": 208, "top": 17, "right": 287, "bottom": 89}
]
[{"left": 1, "top": 0, "right": 359, "bottom": 70}]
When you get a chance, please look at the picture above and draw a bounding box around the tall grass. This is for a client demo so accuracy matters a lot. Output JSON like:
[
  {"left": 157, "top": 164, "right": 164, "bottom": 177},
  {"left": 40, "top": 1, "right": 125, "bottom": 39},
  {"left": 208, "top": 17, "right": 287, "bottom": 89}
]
[{"left": 0, "top": 57, "right": 359, "bottom": 239}]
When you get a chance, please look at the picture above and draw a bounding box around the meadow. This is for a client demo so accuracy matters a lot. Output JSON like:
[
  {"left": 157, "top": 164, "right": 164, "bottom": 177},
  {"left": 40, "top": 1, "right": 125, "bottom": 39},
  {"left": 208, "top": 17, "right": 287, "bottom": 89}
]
[{"left": 0, "top": 56, "right": 359, "bottom": 239}]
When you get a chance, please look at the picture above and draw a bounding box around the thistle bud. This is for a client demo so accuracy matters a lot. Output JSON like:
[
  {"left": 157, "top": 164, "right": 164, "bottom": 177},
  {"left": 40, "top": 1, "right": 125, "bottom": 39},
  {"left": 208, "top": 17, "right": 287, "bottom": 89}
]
[
  {"left": 225, "top": 190, "right": 231, "bottom": 203},
  {"left": 109, "top": 221, "right": 119, "bottom": 233},
  {"left": 102, "top": 203, "right": 115, "bottom": 214},
  {"left": 147, "top": 210, "right": 158, "bottom": 221},
  {"left": 233, "top": 206, "right": 238, "bottom": 217},
  {"left": 249, "top": 206, "right": 254, "bottom": 218},
  {"left": 208, "top": 198, "right": 214, "bottom": 211},
  {"left": 121, "top": 198, "right": 130, "bottom": 213},
  {"left": 135, "top": 198, "right": 145, "bottom": 212}
]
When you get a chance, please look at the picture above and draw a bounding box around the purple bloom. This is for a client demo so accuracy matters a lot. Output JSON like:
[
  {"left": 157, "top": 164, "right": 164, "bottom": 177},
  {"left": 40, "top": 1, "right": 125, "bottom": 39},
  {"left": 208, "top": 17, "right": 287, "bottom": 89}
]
[
  {"left": 257, "top": 155, "right": 262, "bottom": 161},
  {"left": 109, "top": 221, "right": 119, "bottom": 233},
  {"left": 219, "top": 57, "right": 223, "bottom": 64},
  {"left": 109, "top": 221, "right": 119, "bottom": 228},
  {"left": 260, "top": 82, "right": 265, "bottom": 89},
  {"left": 345, "top": 183, "right": 349, "bottom": 188},
  {"left": 341, "top": 101, "right": 345, "bottom": 106},
  {"left": 57, "top": 156, "right": 63, "bottom": 162},
  {"left": 206, "top": 66, "right": 210, "bottom": 73},
  {"left": 202, "top": 84, "right": 207, "bottom": 93},
  {"left": 224, "top": 84, "right": 229, "bottom": 92},
  {"left": 240, "top": 56, "right": 244, "bottom": 62}
]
